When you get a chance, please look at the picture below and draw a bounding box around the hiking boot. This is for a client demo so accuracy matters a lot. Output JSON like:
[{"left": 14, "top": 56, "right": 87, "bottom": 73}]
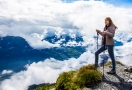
[{"left": 107, "top": 70, "right": 116, "bottom": 74}]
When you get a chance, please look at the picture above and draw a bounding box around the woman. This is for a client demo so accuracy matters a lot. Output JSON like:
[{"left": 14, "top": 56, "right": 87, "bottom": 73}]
[{"left": 95, "top": 17, "right": 117, "bottom": 74}]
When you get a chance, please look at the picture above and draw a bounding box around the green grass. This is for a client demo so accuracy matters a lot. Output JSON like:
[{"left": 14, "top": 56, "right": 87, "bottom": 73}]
[
  {"left": 56, "top": 64, "right": 102, "bottom": 90},
  {"left": 56, "top": 71, "right": 80, "bottom": 90},
  {"left": 74, "top": 64, "right": 102, "bottom": 88},
  {"left": 105, "top": 61, "right": 124, "bottom": 66},
  {"left": 34, "top": 84, "right": 55, "bottom": 90},
  {"left": 34, "top": 64, "right": 102, "bottom": 90}
]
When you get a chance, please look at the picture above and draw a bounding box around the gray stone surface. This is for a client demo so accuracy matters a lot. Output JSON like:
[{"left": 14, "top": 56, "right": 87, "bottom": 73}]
[{"left": 96, "top": 64, "right": 132, "bottom": 90}]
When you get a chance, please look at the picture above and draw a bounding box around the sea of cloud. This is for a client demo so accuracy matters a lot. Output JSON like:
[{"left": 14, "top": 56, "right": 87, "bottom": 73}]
[
  {"left": 0, "top": 0, "right": 132, "bottom": 90},
  {"left": 0, "top": 0, "right": 132, "bottom": 49},
  {"left": 0, "top": 50, "right": 95, "bottom": 90}
]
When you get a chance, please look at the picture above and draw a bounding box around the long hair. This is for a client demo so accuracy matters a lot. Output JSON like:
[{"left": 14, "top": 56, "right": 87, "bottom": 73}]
[{"left": 105, "top": 17, "right": 118, "bottom": 29}]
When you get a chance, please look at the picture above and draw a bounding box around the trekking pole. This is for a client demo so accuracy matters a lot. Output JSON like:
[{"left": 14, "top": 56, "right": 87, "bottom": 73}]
[
  {"left": 103, "top": 48, "right": 105, "bottom": 77},
  {"left": 97, "top": 33, "right": 99, "bottom": 49},
  {"left": 103, "top": 38, "right": 106, "bottom": 77}
]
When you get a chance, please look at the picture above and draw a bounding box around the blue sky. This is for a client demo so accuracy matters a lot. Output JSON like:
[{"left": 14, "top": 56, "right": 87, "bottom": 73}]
[{"left": 61, "top": 0, "right": 132, "bottom": 6}]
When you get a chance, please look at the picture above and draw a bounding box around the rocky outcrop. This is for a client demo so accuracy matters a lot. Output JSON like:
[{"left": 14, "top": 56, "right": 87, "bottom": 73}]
[
  {"left": 95, "top": 61, "right": 132, "bottom": 90},
  {"left": 124, "top": 66, "right": 132, "bottom": 73}
]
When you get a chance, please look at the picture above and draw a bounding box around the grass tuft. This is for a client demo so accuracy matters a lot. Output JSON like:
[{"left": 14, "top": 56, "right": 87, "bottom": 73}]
[
  {"left": 105, "top": 61, "right": 124, "bottom": 66},
  {"left": 34, "top": 84, "right": 55, "bottom": 90},
  {"left": 34, "top": 64, "right": 102, "bottom": 90}
]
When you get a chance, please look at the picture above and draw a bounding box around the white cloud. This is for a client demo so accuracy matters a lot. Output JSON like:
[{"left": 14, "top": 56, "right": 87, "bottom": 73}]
[
  {"left": 0, "top": 0, "right": 132, "bottom": 49},
  {"left": 115, "top": 41, "right": 132, "bottom": 66},
  {"left": 0, "top": 50, "right": 94, "bottom": 90},
  {"left": 0, "top": 0, "right": 132, "bottom": 90},
  {"left": 1, "top": 70, "right": 13, "bottom": 75}
]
